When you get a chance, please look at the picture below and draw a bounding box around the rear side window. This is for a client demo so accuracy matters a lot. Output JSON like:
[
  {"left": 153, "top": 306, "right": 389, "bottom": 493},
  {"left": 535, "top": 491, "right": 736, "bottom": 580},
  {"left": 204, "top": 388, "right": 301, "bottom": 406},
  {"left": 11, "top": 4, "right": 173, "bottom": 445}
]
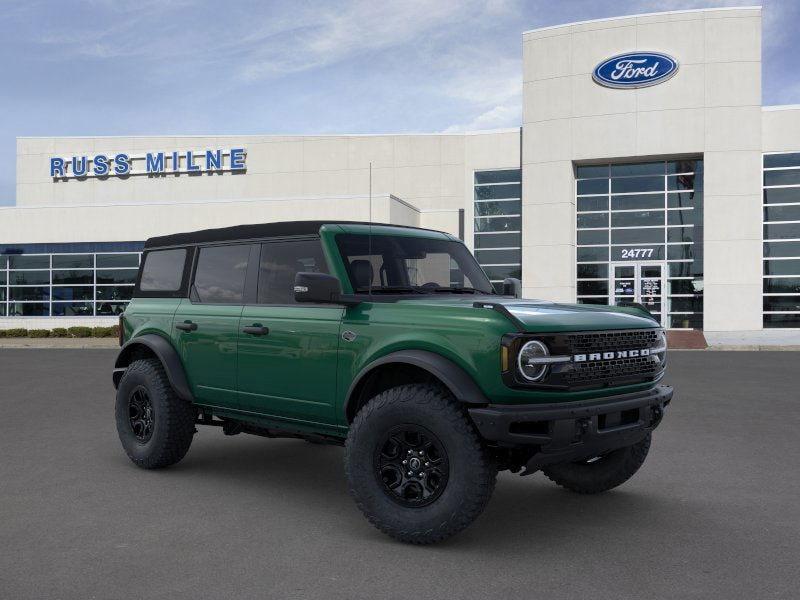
[
  {"left": 139, "top": 249, "right": 187, "bottom": 292},
  {"left": 193, "top": 245, "right": 250, "bottom": 304},
  {"left": 258, "top": 239, "right": 329, "bottom": 304}
]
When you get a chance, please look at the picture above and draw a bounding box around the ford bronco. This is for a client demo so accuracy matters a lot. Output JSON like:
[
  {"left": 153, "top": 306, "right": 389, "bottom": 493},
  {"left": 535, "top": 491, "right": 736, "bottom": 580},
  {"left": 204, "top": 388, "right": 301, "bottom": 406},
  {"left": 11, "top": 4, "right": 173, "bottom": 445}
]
[{"left": 113, "top": 221, "right": 671, "bottom": 544}]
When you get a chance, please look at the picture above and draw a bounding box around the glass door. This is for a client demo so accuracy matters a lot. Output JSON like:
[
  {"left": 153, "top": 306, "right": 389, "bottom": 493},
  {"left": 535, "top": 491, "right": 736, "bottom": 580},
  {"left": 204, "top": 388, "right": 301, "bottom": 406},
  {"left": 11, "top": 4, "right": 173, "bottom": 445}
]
[{"left": 610, "top": 262, "right": 666, "bottom": 326}]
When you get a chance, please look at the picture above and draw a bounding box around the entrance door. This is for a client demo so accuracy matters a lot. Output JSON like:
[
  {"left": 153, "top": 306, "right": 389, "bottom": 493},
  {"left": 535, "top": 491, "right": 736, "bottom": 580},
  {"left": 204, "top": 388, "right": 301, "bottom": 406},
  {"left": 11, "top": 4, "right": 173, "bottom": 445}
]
[{"left": 610, "top": 262, "right": 666, "bottom": 327}]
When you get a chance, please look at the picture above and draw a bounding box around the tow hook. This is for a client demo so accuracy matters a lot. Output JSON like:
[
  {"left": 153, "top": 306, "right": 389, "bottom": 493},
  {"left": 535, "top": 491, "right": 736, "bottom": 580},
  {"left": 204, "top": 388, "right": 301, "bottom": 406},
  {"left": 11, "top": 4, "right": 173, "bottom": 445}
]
[
  {"left": 651, "top": 406, "right": 664, "bottom": 427},
  {"left": 575, "top": 418, "right": 589, "bottom": 441}
]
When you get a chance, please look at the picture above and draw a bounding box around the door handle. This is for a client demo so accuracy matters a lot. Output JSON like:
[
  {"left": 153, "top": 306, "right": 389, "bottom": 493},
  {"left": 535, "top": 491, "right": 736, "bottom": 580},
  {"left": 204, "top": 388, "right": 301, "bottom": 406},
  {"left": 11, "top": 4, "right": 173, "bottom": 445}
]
[
  {"left": 242, "top": 324, "right": 269, "bottom": 336},
  {"left": 175, "top": 321, "right": 198, "bottom": 332}
]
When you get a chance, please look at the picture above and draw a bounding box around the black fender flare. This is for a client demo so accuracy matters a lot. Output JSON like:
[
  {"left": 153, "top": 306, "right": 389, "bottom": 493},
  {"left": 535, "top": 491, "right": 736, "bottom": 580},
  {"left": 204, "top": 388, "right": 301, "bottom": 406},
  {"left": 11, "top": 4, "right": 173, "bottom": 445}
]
[
  {"left": 344, "top": 349, "right": 489, "bottom": 420},
  {"left": 112, "top": 334, "right": 194, "bottom": 402}
]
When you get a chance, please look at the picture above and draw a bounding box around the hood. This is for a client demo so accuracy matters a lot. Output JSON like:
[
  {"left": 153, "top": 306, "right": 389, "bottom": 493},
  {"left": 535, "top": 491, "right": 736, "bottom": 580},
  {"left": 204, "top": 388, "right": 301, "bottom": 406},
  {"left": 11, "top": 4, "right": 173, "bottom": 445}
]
[
  {"left": 394, "top": 295, "right": 659, "bottom": 332},
  {"left": 495, "top": 299, "right": 659, "bottom": 332}
]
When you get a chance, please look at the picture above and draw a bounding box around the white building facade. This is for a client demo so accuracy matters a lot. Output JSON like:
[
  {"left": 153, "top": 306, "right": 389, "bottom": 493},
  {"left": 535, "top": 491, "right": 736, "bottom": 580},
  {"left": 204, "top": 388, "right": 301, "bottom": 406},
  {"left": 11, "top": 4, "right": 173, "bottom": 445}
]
[{"left": 2, "top": 6, "right": 799, "bottom": 338}]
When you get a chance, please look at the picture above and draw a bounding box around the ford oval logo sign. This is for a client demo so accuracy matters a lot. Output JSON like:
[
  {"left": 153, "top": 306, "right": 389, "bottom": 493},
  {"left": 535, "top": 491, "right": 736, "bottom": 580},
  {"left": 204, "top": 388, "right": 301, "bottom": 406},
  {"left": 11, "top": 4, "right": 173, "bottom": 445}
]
[{"left": 593, "top": 52, "right": 678, "bottom": 89}]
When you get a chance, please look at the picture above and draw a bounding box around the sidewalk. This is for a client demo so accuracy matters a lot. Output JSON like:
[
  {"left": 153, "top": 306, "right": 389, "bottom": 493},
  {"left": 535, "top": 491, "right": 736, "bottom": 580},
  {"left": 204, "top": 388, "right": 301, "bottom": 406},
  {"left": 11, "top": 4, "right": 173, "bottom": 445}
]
[
  {"left": 705, "top": 330, "right": 800, "bottom": 351},
  {"left": 0, "top": 338, "right": 119, "bottom": 349}
]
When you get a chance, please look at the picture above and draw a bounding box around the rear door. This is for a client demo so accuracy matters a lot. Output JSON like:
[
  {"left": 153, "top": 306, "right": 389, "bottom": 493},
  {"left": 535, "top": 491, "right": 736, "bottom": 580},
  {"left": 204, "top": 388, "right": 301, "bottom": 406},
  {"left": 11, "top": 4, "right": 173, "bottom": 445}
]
[
  {"left": 237, "top": 237, "right": 343, "bottom": 426},
  {"left": 173, "top": 243, "right": 256, "bottom": 409}
]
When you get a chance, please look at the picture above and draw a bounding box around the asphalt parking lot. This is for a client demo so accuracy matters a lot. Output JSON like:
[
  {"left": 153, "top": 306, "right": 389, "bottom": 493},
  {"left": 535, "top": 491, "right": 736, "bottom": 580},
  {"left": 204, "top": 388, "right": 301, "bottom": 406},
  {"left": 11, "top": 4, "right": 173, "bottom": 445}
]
[{"left": 1, "top": 350, "right": 798, "bottom": 599}]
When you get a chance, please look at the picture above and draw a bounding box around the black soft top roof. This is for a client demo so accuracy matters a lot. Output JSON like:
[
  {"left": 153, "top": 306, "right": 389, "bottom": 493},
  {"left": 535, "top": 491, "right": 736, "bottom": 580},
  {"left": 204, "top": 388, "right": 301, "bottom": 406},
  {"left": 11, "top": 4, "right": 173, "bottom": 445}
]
[{"left": 143, "top": 221, "right": 438, "bottom": 249}]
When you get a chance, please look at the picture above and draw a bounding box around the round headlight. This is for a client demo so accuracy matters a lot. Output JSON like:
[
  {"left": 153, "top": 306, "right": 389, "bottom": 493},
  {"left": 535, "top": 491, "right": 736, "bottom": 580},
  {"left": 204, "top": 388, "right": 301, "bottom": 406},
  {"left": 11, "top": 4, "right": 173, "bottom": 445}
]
[
  {"left": 517, "top": 340, "right": 550, "bottom": 382},
  {"left": 654, "top": 329, "right": 668, "bottom": 365}
]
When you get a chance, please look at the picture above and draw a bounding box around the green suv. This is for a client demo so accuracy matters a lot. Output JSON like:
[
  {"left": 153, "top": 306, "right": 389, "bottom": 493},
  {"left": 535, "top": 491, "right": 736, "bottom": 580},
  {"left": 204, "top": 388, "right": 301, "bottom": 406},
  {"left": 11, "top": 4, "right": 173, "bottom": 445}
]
[{"left": 113, "top": 221, "right": 671, "bottom": 544}]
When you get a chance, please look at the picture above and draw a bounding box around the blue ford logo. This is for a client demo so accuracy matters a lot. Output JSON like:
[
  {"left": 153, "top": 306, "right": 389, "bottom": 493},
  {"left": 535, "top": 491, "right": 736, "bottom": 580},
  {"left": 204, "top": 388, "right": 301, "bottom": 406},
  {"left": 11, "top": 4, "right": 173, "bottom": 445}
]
[{"left": 593, "top": 52, "right": 678, "bottom": 89}]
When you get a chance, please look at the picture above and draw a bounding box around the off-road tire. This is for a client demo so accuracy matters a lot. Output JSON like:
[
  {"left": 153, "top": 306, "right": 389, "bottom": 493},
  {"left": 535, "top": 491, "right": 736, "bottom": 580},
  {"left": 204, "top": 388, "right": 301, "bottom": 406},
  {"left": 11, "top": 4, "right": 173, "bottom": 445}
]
[
  {"left": 115, "top": 358, "right": 196, "bottom": 469},
  {"left": 345, "top": 384, "right": 496, "bottom": 544},
  {"left": 542, "top": 433, "right": 652, "bottom": 494}
]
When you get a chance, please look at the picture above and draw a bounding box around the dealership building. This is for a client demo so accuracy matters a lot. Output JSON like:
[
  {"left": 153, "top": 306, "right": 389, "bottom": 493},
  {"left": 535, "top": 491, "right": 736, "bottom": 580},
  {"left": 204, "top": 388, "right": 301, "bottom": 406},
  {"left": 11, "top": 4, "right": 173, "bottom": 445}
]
[{"left": 2, "top": 6, "right": 799, "bottom": 341}]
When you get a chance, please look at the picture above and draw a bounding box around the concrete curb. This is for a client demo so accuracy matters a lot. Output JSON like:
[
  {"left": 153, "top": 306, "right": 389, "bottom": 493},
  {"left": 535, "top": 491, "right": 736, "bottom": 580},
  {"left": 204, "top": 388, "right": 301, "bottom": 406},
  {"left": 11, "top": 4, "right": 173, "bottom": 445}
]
[
  {"left": 706, "top": 345, "right": 800, "bottom": 351},
  {"left": 0, "top": 338, "right": 119, "bottom": 349}
]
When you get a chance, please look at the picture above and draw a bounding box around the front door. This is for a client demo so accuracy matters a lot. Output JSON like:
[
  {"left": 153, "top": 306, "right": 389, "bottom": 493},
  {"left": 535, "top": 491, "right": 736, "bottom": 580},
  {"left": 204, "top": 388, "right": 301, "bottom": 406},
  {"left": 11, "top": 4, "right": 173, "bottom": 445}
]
[
  {"left": 237, "top": 238, "right": 343, "bottom": 427},
  {"left": 610, "top": 262, "right": 666, "bottom": 327}
]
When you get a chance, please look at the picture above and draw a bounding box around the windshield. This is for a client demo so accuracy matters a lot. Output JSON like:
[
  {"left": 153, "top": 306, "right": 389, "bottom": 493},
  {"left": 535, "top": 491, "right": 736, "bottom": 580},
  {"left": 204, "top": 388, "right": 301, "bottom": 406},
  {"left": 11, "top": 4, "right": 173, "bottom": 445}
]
[{"left": 335, "top": 233, "right": 494, "bottom": 295}]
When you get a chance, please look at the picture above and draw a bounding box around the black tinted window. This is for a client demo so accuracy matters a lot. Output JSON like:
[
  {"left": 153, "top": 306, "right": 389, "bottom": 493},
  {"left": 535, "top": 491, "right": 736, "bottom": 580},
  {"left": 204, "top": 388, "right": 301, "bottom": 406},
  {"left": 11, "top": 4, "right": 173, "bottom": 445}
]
[
  {"left": 258, "top": 240, "right": 328, "bottom": 304},
  {"left": 193, "top": 245, "right": 250, "bottom": 304},
  {"left": 139, "top": 249, "right": 186, "bottom": 291}
]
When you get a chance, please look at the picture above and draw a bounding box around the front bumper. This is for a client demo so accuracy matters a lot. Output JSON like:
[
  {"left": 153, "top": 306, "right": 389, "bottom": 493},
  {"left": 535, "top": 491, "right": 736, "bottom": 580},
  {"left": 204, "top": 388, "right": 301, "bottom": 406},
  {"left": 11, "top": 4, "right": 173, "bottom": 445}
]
[{"left": 468, "top": 384, "right": 672, "bottom": 471}]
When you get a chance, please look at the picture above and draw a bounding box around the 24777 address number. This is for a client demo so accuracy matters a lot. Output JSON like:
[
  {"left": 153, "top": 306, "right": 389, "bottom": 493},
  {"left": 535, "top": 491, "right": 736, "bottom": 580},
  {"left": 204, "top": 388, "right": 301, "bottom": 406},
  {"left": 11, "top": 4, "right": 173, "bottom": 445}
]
[{"left": 620, "top": 247, "right": 655, "bottom": 259}]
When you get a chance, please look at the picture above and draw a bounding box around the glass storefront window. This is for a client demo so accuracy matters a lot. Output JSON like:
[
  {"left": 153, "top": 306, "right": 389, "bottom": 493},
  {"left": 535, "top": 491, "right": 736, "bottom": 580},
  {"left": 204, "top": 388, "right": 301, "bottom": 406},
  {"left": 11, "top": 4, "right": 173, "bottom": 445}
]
[
  {"left": 763, "top": 188, "right": 800, "bottom": 204},
  {"left": 96, "top": 286, "right": 134, "bottom": 301},
  {"left": 576, "top": 159, "right": 704, "bottom": 329},
  {"left": 10, "top": 287, "right": 50, "bottom": 301},
  {"left": 474, "top": 170, "right": 520, "bottom": 184},
  {"left": 95, "top": 269, "right": 138, "bottom": 284},
  {"left": 52, "top": 270, "right": 93, "bottom": 284},
  {"left": 576, "top": 165, "right": 608, "bottom": 178},
  {"left": 763, "top": 153, "right": 800, "bottom": 328},
  {"left": 474, "top": 216, "right": 521, "bottom": 232},
  {"left": 96, "top": 253, "right": 140, "bottom": 268},
  {"left": 474, "top": 184, "right": 521, "bottom": 200},
  {"left": 474, "top": 169, "right": 522, "bottom": 292},
  {"left": 577, "top": 212, "right": 608, "bottom": 228},
  {"left": 8, "top": 302, "right": 49, "bottom": 316},
  {"left": 95, "top": 301, "right": 128, "bottom": 316},
  {"left": 611, "top": 162, "right": 664, "bottom": 177},
  {"left": 52, "top": 286, "right": 94, "bottom": 301},
  {"left": 474, "top": 249, "right": 522, "bottom": 265},
  {"left": 474, "top": 232, "right": 520, "bottom": 249},
  {"left": 611, "top": 176, "right": 664, "bottom": 194},
  {"left": 577, "top": 179, "right": 608, "bottom": 195},
  {"left": 0, "top": 249, "right": 142, "bottom": 318},
  {"left": 52, "top": 254, "right": 93, "bottom": 269},
  {"left": 482, "top": 266, "right": 521, "bottom": 281},
  {"left": 8, "top": 255, "right": 49, "bottom": 269},
  {"left": 51, "top": 302, "right": 94, "bottom": 316},
  {"left": 9, "top": 271, "right": 50, "bottom": 285},
  {"left": 577, "top": 264, "right": 608, "bottom": 279},
  {"left": 764, "top": 258, "right": 800, "bottom": 275},
  {"left": 474, "top": 200, "right": 521, "bottom": 216}
]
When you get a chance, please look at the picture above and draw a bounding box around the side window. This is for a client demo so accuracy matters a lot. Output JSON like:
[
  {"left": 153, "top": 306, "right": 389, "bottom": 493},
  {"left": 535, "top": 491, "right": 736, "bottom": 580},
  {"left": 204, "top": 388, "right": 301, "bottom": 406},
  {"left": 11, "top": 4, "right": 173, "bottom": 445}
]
[
  {"left": 258, "top": 239, "right": 329, "bottom": 304},
  {"left": 139, "top": 248, "right": 187, "bottom": 292},
  {"left": 193, "top": 245, "right": 250, "bottom": 304}
]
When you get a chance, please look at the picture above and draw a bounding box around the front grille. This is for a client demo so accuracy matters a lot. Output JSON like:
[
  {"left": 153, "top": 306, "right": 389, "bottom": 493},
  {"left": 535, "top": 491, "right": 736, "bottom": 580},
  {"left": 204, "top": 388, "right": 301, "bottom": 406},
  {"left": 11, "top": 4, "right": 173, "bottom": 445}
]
[
  {"left": 567, "top": 330, "right": 660, "bottom": 354},
  {"left": 566, "top": 354, "right": 659, "bottom": 386},
  {"left": 563, "top": 329, "right": 663, "bottom": 387}
]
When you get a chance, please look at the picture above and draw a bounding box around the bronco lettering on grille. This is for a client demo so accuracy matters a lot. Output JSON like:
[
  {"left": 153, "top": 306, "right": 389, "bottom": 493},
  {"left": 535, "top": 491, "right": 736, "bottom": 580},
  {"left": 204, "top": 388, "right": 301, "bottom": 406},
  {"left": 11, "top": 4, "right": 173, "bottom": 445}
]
[{"left": 573, "top": 349, "right": 652, "bottom": 362}]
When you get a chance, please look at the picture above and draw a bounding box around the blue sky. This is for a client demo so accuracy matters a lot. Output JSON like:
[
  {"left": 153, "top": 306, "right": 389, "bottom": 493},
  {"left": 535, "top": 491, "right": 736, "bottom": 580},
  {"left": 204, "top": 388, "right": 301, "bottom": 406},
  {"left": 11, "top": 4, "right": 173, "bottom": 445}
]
[{"left": 1, "top": 0, "right": 798, "bottom": 206}]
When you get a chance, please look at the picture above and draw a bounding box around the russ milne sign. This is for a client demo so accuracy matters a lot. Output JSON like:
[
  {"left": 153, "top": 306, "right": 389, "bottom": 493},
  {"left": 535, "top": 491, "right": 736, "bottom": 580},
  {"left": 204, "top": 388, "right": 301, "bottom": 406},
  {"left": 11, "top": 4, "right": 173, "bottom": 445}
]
[
  {"left": 592, "top": 52, "right": 678, "bottom": 89},
  {"left": 50, "top": 148, "right": 246, "bottom": 179}
]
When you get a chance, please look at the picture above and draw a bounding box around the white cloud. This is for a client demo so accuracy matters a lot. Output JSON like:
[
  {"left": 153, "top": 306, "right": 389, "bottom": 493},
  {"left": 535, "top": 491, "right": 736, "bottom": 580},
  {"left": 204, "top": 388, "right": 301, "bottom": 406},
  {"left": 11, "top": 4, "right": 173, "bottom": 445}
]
[
  {"left": 442, "top": 102, "right": 521, "bottom": 132},
  {"left": 237, "top": 0, "right": 472, "bottom": 81}
]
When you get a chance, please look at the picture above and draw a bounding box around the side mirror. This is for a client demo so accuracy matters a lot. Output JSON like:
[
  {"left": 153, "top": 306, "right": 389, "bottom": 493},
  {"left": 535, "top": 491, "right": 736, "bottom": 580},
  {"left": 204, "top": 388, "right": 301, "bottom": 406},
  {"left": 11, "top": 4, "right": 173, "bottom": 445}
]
[
  {"left": 502, "top": 277, "right": 522, "bottom": 299},
  {"left": 294, "top": 272, "right": 344, "bottom": 304}
]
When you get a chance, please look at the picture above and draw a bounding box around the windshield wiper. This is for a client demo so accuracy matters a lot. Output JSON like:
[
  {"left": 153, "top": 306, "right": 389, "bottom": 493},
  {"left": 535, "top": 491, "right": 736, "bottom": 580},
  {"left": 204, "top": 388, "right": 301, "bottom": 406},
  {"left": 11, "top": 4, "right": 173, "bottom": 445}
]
[
  {"left": 428, "top": 286, "right": 487, "bottom": 294},
  {"left": 354, "top": 286, "right": 426, "bottom": 294}
]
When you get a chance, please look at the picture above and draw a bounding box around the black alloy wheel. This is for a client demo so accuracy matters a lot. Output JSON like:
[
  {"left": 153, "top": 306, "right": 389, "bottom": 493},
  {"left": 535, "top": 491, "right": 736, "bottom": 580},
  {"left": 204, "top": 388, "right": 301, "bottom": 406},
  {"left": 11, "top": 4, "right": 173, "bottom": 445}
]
[
  {"left": 128, "top": 386, "right": 154, "bottom": 443},
  {"left": 375, "top": 424, "right": 449, "bottom": 507}
]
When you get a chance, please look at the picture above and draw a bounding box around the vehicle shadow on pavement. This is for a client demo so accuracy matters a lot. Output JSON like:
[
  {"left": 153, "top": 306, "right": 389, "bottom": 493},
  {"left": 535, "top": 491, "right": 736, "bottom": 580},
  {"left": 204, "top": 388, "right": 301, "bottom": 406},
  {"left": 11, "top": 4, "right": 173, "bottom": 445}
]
[{"left": 115, "top": 430, "right": 696, "bottom": 550}]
